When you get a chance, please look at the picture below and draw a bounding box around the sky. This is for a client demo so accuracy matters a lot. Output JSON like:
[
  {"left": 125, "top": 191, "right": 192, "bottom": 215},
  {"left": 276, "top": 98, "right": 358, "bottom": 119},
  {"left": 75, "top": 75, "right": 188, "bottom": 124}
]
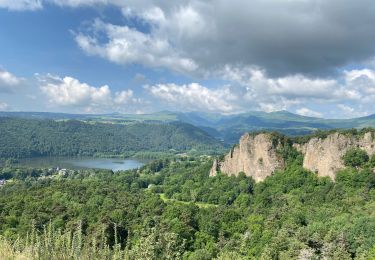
[{"left": 1, "top": 0, "right": 375, "bottom": 118}]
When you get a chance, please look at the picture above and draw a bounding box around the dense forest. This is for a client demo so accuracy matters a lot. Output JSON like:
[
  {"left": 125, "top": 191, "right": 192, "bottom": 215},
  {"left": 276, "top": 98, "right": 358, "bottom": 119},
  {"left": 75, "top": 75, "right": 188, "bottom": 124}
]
[
  {"left": 1, "top": 146, "right": 375, "bottom": 259},
  {"left": 0, "top": 118, "right": 223, "bottom": 159}
]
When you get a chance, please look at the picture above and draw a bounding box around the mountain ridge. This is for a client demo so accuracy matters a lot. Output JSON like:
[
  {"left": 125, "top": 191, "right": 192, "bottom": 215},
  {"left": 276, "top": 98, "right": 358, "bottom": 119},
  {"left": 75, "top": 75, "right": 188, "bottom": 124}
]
[{"left": 2, "top": 110, "right": 375, "bottom": 143}]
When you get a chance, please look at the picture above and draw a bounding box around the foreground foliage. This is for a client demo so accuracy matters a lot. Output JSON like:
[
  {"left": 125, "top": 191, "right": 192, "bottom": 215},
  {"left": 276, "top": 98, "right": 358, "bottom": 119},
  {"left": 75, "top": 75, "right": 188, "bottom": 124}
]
[{"left": 1, "top": 153, "right": 375, "bottom": 259}]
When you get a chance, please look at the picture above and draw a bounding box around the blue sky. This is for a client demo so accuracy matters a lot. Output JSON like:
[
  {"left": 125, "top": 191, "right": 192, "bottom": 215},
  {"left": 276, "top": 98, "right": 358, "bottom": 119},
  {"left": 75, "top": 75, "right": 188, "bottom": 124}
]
[{"left": 1, "top": 0, "right": 375, "bottom": 118}]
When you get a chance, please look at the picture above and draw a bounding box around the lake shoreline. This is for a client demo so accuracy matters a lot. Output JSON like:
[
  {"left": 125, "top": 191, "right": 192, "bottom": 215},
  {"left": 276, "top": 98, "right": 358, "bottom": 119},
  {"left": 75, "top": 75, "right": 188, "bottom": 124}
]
[{"left": 1, "top": 156, "right": 150, "bottom": 172}]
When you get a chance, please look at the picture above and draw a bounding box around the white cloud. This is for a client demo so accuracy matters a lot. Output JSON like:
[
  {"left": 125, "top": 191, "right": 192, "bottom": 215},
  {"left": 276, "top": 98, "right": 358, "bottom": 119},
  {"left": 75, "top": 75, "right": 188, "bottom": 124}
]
[
  {"left": 0, "top": 70, "right": 22, "bottom": 86},
  {"left": 222, "top": 66, "right": 345, "bottom": 99},
  {"left": 0, "top": 0, "right": 42, "bottom": 10},
  {"left": 141, "top": 67, "right": 375, "bottom": 116},
  {"left": 3, "top": 1, "right": 375, "bottom": 77},
  {"left": 0, "top": 102, "right": 9, "bottom": 111},
  {"left": 114, "top": 90, "right": 135, "bottom": 105},
  {"left": 40, "top": 75, "right": 111, "bottom": 107},
  {"left": 75, "top": 20, "right": 198, "bottom": 74},
  {"left": 219, "top": 66, "right": 345, "bottom": 112},
  {"left": 0, "top": 69, "right": 23, "bottom": 92},
  {"left": 3, "top": 1, "right": 375, "bottom": 117},
  {"left": 5, "top": 1, "right": 375, "bottom": 77},
  {"left": 49, "top": 0, "right": 107, "bottom": 7},
  {"left": 146, "top": 83, "right": 238, "bottom": 113},
  {"left": 337, "top": 104, "right": 354, "bottom": 114},
  {"left": 345, "top": 69, "right": 375, "bottom": 82},
  {"left": 0, "top": 0, "right": 113, "bottom": 10},
  {"left": 39, "top": 74, "right": 142, "bottom": 113},
  {"left": 60, "top": 0, "right": 375, "bottom": 76},
  {"left": 344, "top": 69, "right": 375, "bottom": 96},
  {"left": 243, "top": 67, "right": 375, "bottom": 116},
  {"left": 296, "top": 108, "right": 322, "bottom": 118}
]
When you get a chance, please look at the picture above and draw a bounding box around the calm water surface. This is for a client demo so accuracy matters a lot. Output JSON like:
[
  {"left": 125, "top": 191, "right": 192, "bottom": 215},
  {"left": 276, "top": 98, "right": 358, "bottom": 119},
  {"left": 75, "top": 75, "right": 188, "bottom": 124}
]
[{"left": 14, "top": 157, "right": 147, "bottom": 171}]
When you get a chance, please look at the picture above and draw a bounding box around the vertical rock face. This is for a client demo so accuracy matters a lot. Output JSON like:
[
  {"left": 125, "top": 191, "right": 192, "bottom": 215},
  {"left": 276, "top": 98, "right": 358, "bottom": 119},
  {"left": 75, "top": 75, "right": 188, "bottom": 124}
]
[
  {"left": 209, "top": 158, "right": 219, "bottom": 177},
  {"left": 211, "top": 131, "right": 375, "bottom": 181},
  {"left": 300, "top": 132, "right": 375, "bottom": 179},
  {"left": 210, "top": 133, "right": 285, "bottom": 182}
]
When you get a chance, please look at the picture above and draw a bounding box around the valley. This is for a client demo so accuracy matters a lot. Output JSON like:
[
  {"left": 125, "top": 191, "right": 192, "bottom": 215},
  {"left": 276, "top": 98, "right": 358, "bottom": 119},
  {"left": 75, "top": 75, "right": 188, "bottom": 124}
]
[
  {"left": 4, "top": 110, "right": 375, "bottom": 144},
  {"left": 2, "top": 1, "right": 375, "bottom": 258},
  {"left": 1, "top": 120, "right": 375, "bottom": 259}
]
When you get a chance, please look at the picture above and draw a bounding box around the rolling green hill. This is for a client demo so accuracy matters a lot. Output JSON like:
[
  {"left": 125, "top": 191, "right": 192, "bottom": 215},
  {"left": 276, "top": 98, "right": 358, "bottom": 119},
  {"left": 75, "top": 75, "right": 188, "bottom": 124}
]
[
  {"left": 0, "top": 118, "right": 224, "bottom": 159},
  {"left": 3, "top": 110, "right": 375, "bottom": 144}
]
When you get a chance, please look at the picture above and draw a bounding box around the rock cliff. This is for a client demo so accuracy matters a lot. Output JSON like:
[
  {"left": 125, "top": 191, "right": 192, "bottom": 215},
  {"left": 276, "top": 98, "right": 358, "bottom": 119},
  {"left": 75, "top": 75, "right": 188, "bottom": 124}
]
[
  {"left": 209, "top": 133, "right": 285, "bottom": 182},
  {"left": 298, "top": 132, "right": 375, "bottom": 179},
  {"left": 211, "top": 131, "right": 375, "bottom": 181}
]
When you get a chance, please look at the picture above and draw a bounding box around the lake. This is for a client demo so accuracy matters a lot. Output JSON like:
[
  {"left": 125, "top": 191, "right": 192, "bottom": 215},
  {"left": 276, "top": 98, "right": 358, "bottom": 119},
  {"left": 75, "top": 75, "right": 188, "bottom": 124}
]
[{"left": 13, "top": 157, "right": 148, "bottom": 171}]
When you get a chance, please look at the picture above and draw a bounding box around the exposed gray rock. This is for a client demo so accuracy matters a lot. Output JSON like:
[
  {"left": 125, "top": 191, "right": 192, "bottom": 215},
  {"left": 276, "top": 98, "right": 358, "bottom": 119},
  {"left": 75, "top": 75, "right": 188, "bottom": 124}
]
[
  {"left": 300, "top": 132, "right": 375, "bottom": 179},
  {"left": 211, "top": 131, "right": 375, "bottom": 181},
  {"left": 210, "top": 133, "right": 284, "bottom": 182}
]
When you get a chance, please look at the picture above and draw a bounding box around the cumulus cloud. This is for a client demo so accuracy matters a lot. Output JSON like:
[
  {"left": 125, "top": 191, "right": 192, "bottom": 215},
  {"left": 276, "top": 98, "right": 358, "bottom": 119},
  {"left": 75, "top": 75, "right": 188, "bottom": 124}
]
[
  {"left": 296, "top": 108, "right": 322, "bottom": 118},
  {"left": 4, "top": 0, "right": 375, "bottom": 117},
  {"left": 144, "top": 67, "right": 375, "bottom": 116},
  {"left": 7, "top": 0, "right": 375, "bottom": 76},
  {"left": 0, "top": 0, "right": 42, "bottom": 10},
  {"left": 0, "top": 69, "right": 23, "bottom": 92},
  {"left": 223, "top": 67, "right": 341, "bottom": 99},
  {"left": 337, "top": 104, "right": 355, "bottom": 115},
  {"left": 219, "top": 66, "right": 350, "bottom": 112},
  {"left": 56, "top": 0, "right": 375, "bottom": 76},
  {"left": 114, "top": 90, "right": 137, "bottom": 105},
  {"left": 344, "top": 69, "right": 375, "bottom": 96},
  {"left": 246, "top": 67, "right": 375, "bottom": 115},
  {"left": 341, "top": 69, "right": 375, "bottom": 111},
  {"left": 146, "top": 83, "right": 238, "bottom": 113},
  {"left": 0, "top": 0, "right": 100, "bottom": 10},
  {"left": 0, "top": 102, "right": 9, "bottom": 111},
  {"left": 38, "top": 74, "right": 142, "bottom": 113},
  {"left": 75, "top": 19, "right": 197, "bottom": 74}
]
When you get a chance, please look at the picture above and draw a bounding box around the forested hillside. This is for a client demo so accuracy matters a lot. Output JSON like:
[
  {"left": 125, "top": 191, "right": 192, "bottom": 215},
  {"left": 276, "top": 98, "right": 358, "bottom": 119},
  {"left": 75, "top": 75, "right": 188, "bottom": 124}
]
[
  {"left": 4, "top": 110, "right": 375, "bottom": 144},
  {"left": 0, "top": 149, "right": 375, "bottom": 259},
  {"left": 0, "top": 118, "right": 223, "bottom": 158}
]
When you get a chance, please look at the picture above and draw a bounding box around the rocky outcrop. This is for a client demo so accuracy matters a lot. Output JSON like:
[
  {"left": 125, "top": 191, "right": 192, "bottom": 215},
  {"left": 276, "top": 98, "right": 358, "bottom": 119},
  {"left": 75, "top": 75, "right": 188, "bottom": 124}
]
[
  {"left": 299, "top": 132, "right": 375, "bottom": 179},
  {"left": 211, "top": 131, "right": 375, "bottom": 181},
  {"left": 210, "top": 133, "right": 285, "bottom": 182}
]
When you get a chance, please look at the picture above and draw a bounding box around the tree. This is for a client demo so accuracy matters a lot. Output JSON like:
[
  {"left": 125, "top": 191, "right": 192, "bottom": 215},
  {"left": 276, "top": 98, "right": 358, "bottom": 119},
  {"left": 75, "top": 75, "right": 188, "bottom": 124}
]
[{"left": 342, "top": 148, "right": 369, "bottom": 168}]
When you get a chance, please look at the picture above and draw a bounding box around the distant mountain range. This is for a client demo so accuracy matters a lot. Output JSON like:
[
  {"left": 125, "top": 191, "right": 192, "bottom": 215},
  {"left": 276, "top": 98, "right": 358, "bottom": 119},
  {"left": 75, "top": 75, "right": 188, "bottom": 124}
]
[{"left": 2, "top": 110, "right": 375, "bottom": 144}]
